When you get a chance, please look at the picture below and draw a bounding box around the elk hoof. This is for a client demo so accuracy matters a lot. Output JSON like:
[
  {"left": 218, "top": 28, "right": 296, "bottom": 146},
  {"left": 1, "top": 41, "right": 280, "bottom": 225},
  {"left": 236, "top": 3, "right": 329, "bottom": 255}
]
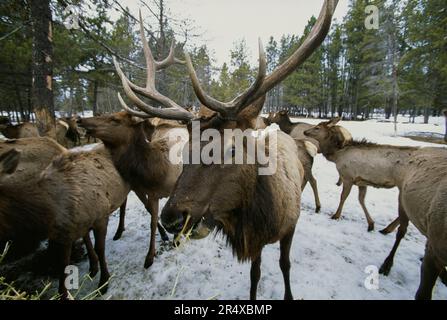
[
  {"left": 379, "top": 228, "right": 390, "bottom": 235},
  {"left": 89, "top": 266, "right": 99, "bottom": 278},
  {"left": 315, "top": 206, "right": 321, "bottom": 213},
  {"left": 144, "top": 256, "right": 154, "bottom": 269},
  {"left": 331, "top": 214, "right": 341, "bottom": 220},
  {"left": 379, "top": 261, "right": 392, "bottom": 276},
  {"left": 367, "top": 223, "right": 375, "bottom": 232},
  {"left": 113, "top": 230, "right": 124, "bottom": 241},
  {"left": 160, "top": 233, "right": 169, "bottom": 242},
  {"left": 98, "top": 275, "right": 110, "bottom": 295}
]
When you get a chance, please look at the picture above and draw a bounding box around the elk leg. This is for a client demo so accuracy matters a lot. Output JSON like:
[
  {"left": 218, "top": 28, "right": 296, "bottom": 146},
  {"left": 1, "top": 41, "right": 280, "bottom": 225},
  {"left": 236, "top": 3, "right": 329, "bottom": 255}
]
[
  {"left": 144, "top": 197, "right": 159, "bottom": 269},
  {"left": 113, "top": 198, "right": 128, "bottom": 241},
  {"left": 379, "top": 199, "right": 409, "bottom": 276},
  {"left": 332, "top": 180, "right": 353, "bottom": 220},
  {"left": 280, "top": 228, "right": 295, "bottom": 300},
  {"left": 250, "top": 253, "right": 262, "bottom": 300},
  {"left": 93, "top": 219, "right": 110, "bottom": 294},
  {"left": 51, "top": 240, "right": 72, "bottom": 300},
  {"left": 415, "top": 244, "right": 442, "bottom": 300},
  {"left": 158, "top": 222, "right": 169, "bottom": 242},
  {"left": 83, "top": 232, "right": 99, "bottom": 278},
  {"left": 379, "top": 217, "right": 400, "bottom": 235},
  {"left": 309, "top": 175, "right": 321, "bottom": 213},
  {"left": 358, "top": 186, "right": 375, "bottom": 232}
]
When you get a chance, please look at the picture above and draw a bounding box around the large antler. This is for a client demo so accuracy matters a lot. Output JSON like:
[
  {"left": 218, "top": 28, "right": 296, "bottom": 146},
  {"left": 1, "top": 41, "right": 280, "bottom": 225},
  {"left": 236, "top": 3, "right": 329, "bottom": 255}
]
[
  {"left": 113, "top": 11, "right": 194, "bottom": 122},
  {"left": 186, "top": 0, "right": 338, "bottom": 119}
]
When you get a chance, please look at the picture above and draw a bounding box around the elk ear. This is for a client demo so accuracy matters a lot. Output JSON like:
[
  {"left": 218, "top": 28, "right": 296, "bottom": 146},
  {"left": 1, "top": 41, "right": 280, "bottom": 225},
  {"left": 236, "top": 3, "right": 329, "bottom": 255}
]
[
  {"left": 327, "top": 117, "right": 341, "bottom": 128},
  {"left": 0, "top": 149, "right": 21, "bottom": 174},
  {"left": 331, "top": 126, "right": 352, "bottom": 148}
]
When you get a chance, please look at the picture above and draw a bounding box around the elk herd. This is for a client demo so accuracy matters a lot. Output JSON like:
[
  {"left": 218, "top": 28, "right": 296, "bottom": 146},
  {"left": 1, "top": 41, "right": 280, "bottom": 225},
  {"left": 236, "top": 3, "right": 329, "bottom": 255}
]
[{"left": 0, "top": 0, "right": 445, "bottom": 300}]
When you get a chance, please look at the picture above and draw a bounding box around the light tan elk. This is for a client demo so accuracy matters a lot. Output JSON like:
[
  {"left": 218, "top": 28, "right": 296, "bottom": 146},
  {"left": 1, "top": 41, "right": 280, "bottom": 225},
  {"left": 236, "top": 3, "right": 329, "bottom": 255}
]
[
  {"left": 304, "top": 118, "right": 447, "bottom": 300},
  {"left": 0, "top": 146, "right": 130, "bottom": 298},
  {"left": 268, "top": 110, "right": 321, "bottom": 212},
  {"left": 79, "top": 20, "right": 187, "bottom": 268},
  {"left": 303, "top": 118, "right": 402, "bottom": 232},
  {"left": 114, "top": 0, "right": 338, "bottom": 299}
]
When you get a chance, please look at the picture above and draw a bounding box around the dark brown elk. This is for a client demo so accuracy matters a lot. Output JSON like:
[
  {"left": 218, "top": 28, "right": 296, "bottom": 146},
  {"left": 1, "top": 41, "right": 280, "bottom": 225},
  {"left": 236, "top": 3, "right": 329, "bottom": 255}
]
[
  {"left": 304, "top": 118, "right": 447, "bottom": 299},
  {"left": 78, "top": 112, "right": 181, "bottom": 268},
  {"left": 0, "top": 137, "right": 66, "bottom": 257},
  {"left": 114, "top": 1, "right": 338, "bottom": 299},
  {"left": 0, "top": 147, "right": 130, "bottom": 298},
  {"left": 268, "top": 110, "right": 321, "bottom": 212},
  {"left": 78, "top": 112, "right": 175, "bottom": 268}
]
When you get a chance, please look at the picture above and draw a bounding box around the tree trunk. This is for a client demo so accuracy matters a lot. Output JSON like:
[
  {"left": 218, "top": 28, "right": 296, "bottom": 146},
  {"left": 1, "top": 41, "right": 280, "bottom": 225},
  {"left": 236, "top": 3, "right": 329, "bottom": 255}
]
[
  {"left": 92, "top": 80, "right": 98, "bottom": 115},
  {"left": 392, "top": 64, "right": 398, "bottom": 136},
  {"left": 443, "top": 109, "right": 447, "bottom": 143},
  {"left": 423, "top": 106, "right": 429, "bottom": 124},
  {"left": 31, "top": 0, "right": 55, "bottom": 138}
]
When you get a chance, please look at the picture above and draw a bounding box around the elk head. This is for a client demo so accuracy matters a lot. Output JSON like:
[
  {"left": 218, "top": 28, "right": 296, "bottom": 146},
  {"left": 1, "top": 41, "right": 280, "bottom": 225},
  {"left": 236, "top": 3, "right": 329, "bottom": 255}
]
[
  {"left": 78, "top": 111, "right": 156, "bottom": 147},
  {"left": 114, "top": 1, "right": 338, "bottom": 245},
  {"left": 304, "top": 117, "right": 352, "bottom": 155}
]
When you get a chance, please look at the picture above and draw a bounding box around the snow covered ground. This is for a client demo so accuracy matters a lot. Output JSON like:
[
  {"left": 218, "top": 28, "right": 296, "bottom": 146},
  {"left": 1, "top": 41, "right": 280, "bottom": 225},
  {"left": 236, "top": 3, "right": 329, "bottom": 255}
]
[{"left": 4, "top": 117, "right": 447, "bottom": 300}]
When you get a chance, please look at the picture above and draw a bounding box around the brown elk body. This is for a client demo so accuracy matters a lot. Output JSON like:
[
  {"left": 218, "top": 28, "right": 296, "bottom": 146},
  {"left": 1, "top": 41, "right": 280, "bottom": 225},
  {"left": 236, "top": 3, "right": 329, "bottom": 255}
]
[
  {"left": 268, "top": 111, "right": 321, "bottom": 212},
  {"left": 0, "top": 147, "right": 130, "bottom": 298},
  {"left": 304, "top": 118, "right": 447, "bottom": 299},
  {"left": 0, "top": 122, "right": 40, "bottom": 139},
  {"left": 78, "top": 112, "right": 182, "bottom": 267},
  {"left": 113, "top": 1, "right": 338, "bottom": 299}
]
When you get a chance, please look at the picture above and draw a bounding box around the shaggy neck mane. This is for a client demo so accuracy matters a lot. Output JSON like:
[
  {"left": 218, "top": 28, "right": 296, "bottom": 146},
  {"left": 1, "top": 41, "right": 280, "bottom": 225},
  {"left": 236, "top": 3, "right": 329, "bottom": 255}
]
[
  {"left": 216, "top": 174, "right": 280, "bottom": 262},
  {"left": 107, "top": 125, "right": 165, "bottom": 191}
]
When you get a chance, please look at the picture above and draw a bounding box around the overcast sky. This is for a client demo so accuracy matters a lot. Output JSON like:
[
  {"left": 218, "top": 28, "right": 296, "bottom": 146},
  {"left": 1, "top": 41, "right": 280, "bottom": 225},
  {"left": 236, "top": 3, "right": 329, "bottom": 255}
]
[{"left": 118, "top": 0, "right": 350, "bottom": 66}]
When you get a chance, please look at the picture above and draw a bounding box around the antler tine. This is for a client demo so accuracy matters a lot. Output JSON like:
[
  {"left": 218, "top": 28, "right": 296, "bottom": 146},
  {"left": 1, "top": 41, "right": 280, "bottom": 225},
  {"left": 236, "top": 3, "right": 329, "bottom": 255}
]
[
  {"left": 231, "top": 38, "right": 267, "bottom": 112},
  {"left": 185, "top": 38, "right": 267, "bottom": 118},
  {"left": 117, "top": 93, "right": 152, "bottom": 119},
  {"left": 138, "top": 10, "right": 156, "bottom": 90},
  {"left": 185, "top": 0, "right": 337, "bottom": 118},
  {"left": 113, "top": 11, "right": 194, "bottom": 122},
  {"left": 156, "top": 40, "right": 186, "bottom": 70},
  {"left": 245, "top": 0, "right": 338, "bottom": 105},
  {"left": 113, "top": 57, "right": 194, "bottom": 121}
]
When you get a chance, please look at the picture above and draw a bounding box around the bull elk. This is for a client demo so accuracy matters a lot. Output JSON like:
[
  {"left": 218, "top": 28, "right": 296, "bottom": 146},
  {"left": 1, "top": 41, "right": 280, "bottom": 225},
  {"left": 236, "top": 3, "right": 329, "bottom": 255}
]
[
  {"left": 267, "top": 110, "right": 321, "bottom": 212},
  {"left": 114, "top": 0, "right": 338, "bottom": 299},
  {"left": 79, "top": 19, "right": 189, "bottom": 268},
  {"left": 0, "top": 144, "right": 130, "bottom": 298},
  {"left": 304, "top": 118, "right": 447, "bottom": 300}
]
